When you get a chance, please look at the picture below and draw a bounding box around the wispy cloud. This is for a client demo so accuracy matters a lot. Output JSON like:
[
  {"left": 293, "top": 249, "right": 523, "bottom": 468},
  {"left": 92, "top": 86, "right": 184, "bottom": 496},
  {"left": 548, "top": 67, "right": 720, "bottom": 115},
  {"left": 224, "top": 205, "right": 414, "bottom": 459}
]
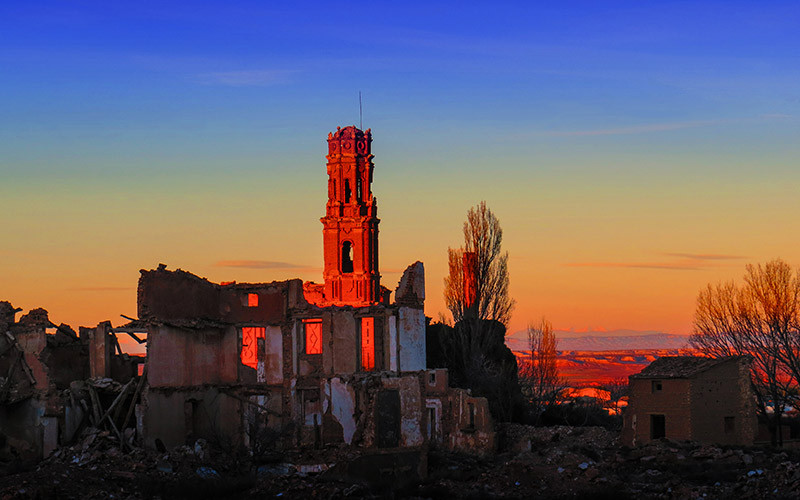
[
  {"left": 566, "top": 252, "right": 747, "bottom": 271},
  {"left": 70, "top": 286, "right": 132, "bottom": 292},
  {"left": 213, "top": 260, "right": 317, "bottom": 271},
  {"left": 663, "top": 253, "right": 746, "bottom": 261},
  {"left": 545, "top": 119, "right": 728, "bottom": 137},
  {"left": 196, "top": 69, "right": 295, "bottom": 87},
  {"left": 565, "top": 261, "right": 703, "bottom": 271},
  {"left": 541, "top": 114, "right": 792, "bottom": 138}
]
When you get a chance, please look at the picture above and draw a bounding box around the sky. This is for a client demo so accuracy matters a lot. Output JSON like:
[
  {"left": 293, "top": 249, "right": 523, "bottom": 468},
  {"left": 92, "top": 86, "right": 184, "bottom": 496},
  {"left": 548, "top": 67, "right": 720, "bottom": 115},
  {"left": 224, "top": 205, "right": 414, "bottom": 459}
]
[{"left": 1, "top": 1, "right": 799, "bottom": 342}]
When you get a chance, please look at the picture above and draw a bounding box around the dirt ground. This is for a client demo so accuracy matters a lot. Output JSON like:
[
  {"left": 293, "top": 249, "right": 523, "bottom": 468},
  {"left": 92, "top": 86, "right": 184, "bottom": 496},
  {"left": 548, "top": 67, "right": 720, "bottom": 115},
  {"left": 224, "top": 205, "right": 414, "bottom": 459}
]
[{"left": 3, "top": 425, "right": 800, "bottom": 499}]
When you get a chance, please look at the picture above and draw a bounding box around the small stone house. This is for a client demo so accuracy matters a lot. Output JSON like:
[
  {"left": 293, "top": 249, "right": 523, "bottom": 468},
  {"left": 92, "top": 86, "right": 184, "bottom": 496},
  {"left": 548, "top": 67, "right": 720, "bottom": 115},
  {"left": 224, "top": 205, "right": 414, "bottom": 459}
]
[{"left": 622, "top": 356, "right": 757, "bottom": 447}]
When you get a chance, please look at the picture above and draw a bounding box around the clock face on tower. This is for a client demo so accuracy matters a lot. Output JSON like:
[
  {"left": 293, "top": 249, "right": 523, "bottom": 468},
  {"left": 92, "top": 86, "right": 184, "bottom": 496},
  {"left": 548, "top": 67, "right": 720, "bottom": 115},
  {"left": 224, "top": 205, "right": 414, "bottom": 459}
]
[{"left": 321, "top": 126, "right": 380, "bottom": 306}]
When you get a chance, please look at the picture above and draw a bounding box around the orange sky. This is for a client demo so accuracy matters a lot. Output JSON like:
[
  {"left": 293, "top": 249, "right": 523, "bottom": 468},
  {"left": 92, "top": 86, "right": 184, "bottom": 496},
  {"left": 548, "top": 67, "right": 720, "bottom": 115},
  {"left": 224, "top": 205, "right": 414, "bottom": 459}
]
[{"left": 3, "top": 158, "right": 800, "bottom": 343}]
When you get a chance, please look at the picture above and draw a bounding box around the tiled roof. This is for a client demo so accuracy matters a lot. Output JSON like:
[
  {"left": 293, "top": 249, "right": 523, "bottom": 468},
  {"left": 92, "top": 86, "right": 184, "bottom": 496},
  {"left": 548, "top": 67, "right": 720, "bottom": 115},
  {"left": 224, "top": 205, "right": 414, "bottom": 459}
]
[{"left": 630, "top": 355, "right": 747, "bottom": 379}]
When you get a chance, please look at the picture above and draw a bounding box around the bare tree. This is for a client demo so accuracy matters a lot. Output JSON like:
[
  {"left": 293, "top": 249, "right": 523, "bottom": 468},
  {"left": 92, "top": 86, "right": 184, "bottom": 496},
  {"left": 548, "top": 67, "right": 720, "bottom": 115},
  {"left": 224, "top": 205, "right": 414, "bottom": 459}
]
[
  {"left": 444, "top": 201, "right": 515, "bottom": 326},
  {"left": 602, "top": 377, "right": 629, "bottom": 416},
  {"left": 690, "top": 259, "right": 800, "bottom": 446},
  {"left": 520, "top": 318, "right": 564, "bottom": 424},
  {"left": 434, "top": 201, "right": 522, "bottom": 422}
]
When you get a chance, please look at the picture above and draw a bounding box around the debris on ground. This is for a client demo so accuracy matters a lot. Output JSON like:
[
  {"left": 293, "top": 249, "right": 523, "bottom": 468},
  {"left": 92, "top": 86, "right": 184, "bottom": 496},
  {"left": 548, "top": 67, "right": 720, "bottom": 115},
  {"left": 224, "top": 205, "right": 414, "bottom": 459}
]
[{"left": 4, "top": 423, "right": 800, "bottom": 498}]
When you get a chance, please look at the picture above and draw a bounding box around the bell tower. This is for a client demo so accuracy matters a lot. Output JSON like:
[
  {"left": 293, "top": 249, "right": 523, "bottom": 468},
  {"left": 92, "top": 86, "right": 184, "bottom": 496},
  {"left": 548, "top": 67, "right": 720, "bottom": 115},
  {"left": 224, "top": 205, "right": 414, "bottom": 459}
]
[{"left": 321, "top": 126, "right": 381, "bottom": 305}]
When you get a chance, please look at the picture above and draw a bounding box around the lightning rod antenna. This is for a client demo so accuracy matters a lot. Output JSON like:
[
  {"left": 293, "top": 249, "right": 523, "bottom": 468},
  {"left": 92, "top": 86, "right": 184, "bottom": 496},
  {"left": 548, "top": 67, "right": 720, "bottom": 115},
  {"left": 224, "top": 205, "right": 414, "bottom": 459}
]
[{"left": 359, "top": 91, "right": 363, "bottom": 129}]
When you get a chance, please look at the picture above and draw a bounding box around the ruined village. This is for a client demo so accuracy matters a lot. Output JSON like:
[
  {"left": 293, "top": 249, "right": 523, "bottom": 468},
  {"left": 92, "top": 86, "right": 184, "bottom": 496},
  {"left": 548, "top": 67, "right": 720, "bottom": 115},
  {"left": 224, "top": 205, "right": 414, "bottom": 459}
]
[{"left": 3, "top": 125, "right": 800, "bottom": 499}]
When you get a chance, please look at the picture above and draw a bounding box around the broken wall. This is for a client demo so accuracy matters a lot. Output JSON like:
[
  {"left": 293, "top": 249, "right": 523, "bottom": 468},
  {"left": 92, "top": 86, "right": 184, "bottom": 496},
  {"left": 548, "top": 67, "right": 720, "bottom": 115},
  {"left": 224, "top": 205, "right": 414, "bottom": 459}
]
[
  {"left": 397, "top": 307, "right": 425, "bottom": 372},
  {"left": 147, "top": 325, "right": 238, "bottom": 388},
  {"left": 0, "top": 305, "right": 104, "bottom": 464},
  {"left": 142, "top": 387, "right": 243, "bottom": 450},
  {"left": 138, "top": 267, "right": 220, "bottom": 321},
  {"left": 440, "top": 388, "right": 495, "bottom": 455}
]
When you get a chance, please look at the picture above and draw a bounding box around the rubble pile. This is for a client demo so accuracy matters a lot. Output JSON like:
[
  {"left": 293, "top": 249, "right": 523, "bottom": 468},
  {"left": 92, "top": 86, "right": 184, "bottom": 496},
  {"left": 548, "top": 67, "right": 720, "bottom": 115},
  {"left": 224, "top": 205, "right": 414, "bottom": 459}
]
[
  {"left": 418, "top": 424, "right": 800, "bottom": 498},
  {"left": 5, "top": 421, "right": 800, "bottom": 498}
]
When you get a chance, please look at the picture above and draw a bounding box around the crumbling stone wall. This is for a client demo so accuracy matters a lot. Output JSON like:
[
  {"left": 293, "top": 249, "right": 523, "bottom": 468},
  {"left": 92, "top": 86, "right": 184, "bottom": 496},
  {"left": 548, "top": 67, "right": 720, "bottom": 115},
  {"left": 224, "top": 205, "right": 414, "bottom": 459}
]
[
  {"left": 138, "top": 266, "right": 220, "bottom": 322},
  {"left": 690, "top": 357, "right": 757, "bottom": 445},
  {"left": 0, "top": 303, "right": 106, "bottom": 463},
  {"left": 138, "top": 265, "right": 495, "bottom": 457}
]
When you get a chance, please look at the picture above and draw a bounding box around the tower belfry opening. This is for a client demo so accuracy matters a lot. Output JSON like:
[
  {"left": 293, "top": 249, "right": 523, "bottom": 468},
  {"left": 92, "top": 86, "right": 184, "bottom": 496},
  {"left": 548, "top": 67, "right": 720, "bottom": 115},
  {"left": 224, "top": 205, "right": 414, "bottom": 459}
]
[{"left": 342, "top": 241, "right": 353, "bottom": 273}]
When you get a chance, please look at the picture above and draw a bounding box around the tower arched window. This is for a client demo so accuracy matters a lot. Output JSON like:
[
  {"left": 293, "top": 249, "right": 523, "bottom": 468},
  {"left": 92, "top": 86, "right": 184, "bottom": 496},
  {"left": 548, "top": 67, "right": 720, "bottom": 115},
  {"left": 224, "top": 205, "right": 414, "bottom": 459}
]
[
  {"left": 345, "top": 180, "right": 352, "bottom": 203},
  {"left": 341, "top": 241, "right": 354, "bottom": 273},
  {"left": 356, "top": 175, "right": 362, "bottom": 202}
]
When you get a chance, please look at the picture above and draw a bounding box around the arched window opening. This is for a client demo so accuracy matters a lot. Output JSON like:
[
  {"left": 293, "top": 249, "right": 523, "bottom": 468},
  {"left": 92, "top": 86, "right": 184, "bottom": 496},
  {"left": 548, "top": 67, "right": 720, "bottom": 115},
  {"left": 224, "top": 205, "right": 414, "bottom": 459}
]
[
  {"left": 344, "top": 180, "right": 352, "bottom": 203},
  {"left": 342, "top": 241, "right": 354, "bottom": 273},
  {"left": 356, "top": 175, "right": 363, "bottom": 202}
]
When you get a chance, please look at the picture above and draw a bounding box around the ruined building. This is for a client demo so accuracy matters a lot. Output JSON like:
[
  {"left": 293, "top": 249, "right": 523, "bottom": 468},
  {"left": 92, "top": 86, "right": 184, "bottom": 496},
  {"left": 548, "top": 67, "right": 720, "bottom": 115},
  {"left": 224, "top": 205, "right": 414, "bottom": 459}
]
[
  {"left": 0, "top": 126, "right": 494, "bottom": 467},
  {"left": 622, "top": 356, "right": 757, "bottom": 447},
  {"left": 0, "top": 302, "right": 142, "bottom": 462},
  {"left": 136, "top": 126, "right": 494, "bottom": 455}
]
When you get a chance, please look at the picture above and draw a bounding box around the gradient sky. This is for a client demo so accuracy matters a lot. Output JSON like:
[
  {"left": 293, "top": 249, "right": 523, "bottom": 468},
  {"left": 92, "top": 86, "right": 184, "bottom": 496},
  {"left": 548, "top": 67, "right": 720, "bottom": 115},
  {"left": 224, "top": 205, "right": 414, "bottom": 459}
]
[{"left": 2, "top": 1, "right": 799, "bottom": 341}]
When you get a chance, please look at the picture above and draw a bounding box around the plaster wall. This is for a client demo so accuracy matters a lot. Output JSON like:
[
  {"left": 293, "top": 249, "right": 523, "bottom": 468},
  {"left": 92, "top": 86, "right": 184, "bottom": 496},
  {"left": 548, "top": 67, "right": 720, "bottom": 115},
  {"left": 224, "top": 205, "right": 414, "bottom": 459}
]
[
  {"left": 397, "top": 307, "right": 425, "bottom": 372},
  {"left": 147, "top": 326, "right": 237, "bottom": 388}
]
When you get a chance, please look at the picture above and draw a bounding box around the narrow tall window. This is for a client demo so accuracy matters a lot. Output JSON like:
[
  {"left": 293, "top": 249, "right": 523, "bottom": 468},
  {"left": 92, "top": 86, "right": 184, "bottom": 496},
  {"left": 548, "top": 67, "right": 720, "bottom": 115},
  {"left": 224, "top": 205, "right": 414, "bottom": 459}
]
[
  {"left": 356, "top": 175, "right": 363, "bottom": 202},
  {"left": 342, "top": 242, "right": 354, "bottom": 273},
  {"left": 240, "top": 327, "right": 265, "bottom": 370},
  {"left": 303, "top": 319, "right": 323, "bottom": 355},
  {"left": 361, "top": 317, "right": 375, "bottom": 371},
  {"left": 427, "top": 406, "right": 437, "bottom": 439},
  {"left": 468, "top": 403, "right": 475, "bottom": 429},
  {"left": 344, "top": 180, "right": 352, "bottom": 203}
]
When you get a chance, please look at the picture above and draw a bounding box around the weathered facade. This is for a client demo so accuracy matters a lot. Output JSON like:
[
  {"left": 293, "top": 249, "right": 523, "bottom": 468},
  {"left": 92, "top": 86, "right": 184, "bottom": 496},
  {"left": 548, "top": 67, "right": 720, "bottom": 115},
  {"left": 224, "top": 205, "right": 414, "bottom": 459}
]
[
  {"left": 138, "top": 126, "right": 494, "bottom": 457},
  {"left": 622, "top": 356, "right": 757, "bottom": 447}
]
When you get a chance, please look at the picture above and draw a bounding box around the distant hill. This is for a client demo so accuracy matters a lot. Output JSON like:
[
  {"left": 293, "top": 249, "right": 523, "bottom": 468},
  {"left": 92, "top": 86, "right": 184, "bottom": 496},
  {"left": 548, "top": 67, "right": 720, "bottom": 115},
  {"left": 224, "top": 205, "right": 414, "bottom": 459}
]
[
  {"left": 507, "top": 329, "right": 696, "bottom": 385},
  {"left": 513, "top": 348, "right": 698, "bottom": 386},
  {"left": 506, "top": 330, "right": 691, "bottom": 352}
]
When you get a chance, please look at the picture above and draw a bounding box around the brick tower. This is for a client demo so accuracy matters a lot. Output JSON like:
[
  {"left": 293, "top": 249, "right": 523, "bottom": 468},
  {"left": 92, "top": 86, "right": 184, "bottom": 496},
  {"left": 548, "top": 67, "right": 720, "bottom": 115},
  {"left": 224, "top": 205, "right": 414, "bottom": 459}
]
[{"left": 320, "top": 126, "right": 381, "bottom": 306}]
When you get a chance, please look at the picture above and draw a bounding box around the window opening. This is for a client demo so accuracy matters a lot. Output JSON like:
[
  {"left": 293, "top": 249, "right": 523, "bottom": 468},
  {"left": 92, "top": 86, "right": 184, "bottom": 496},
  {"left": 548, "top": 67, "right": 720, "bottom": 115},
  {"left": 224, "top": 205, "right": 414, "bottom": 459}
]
[
  {"left": 303, "top": 319, "right": 323, "bottom": 355},
  {"left": 356, "top": 174, "right": 362, "bottom": 201},
  {"left": 361, "top": 317, "right": 375, "bottom": 371},
  {"left": 429, "top": 372, "right": 436, "bottom": 385},
  {"left": 791, "top": 421, "right": 800, "bottom": 440},
  {"left": 427, "top": 406, "right": 437, "bottom": 439},
  {"left": 247, "top": 293, "right": 258, "bottom": 307},
  {"left": 344, "top": 180, "right": 351, "bottom": 203},
  {"left": 724, "top": 416, "right": 735, "bottom": 434},
  {"left": 342, "top": 242, "right": 354, "bottom": 273},
  {"left": 652, "top": 381, "right": 662, "bottom": 393},
  {"left": 468, "top": 403, "right": 476, "bottom": 429},
  {"left": 240, "top": 327, "right": 266, "bottom": 369},
  {"left": 650, "top": 414, "right": 666, "bottom": 439}
]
